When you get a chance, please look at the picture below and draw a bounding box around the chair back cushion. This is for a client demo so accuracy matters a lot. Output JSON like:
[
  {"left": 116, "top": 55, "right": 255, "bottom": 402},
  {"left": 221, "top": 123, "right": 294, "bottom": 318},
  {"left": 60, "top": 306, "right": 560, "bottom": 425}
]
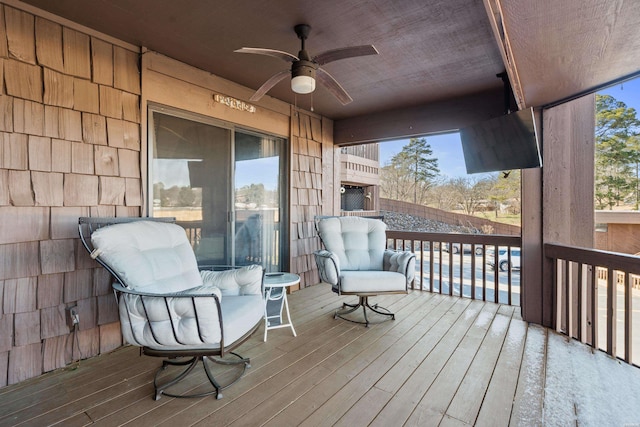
[
  {"left": 318, "top": 217, "right": 386, "bottom": 271},
  {"left": 91, "top": 220, "right": 202, "bottom": 293}
]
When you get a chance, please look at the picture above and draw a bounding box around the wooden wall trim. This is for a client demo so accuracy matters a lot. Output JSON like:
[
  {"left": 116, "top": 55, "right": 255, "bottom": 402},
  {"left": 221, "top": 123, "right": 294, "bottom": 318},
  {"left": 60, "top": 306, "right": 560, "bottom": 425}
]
[{"left": 482, "top": 0, "right": 526, "bottom": 109}]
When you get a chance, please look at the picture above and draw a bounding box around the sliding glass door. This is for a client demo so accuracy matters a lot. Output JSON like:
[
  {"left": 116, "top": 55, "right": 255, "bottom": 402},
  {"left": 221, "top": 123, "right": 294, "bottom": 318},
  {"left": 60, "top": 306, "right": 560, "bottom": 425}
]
[{"left": 149, "top": 108, "right": 287, "bottom": 271}]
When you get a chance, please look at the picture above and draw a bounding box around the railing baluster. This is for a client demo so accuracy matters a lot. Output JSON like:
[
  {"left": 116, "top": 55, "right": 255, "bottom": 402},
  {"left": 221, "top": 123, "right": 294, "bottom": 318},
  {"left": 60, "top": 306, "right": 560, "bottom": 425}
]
[
  {"left": 507, "top": 247, "right": 512, "bottom": 305},
  {"left": 606, "top": 267, "right": 616, "bottom": 358},
  {"left": 482, "top": 245, "right": 489, "bottom": 302},
  {"left": 471, "top": 246, "right": 476, "bottom": 300},
  {"left": 429, "top": 240, "right": 435, "bottom": 292},
  {"left": 590, "top": 264, "right": 597, "bottom": 349},
  {"left": 506, "top": 246, "right": 512, "bottom": 305},
  {"left": 438, "top": 243, "right": 443, "bottom": 295},
  {"left": 448, "top": 246, "right": 454, "bottom": 297},
  {"left": 459, "top": 245, "right": 464, "bottom": 298},
  {"left": 625, "top": 271, "right": 632, "bottom": 363},
  {"left": 494, "top": 246, "right": 501, "bottom": 304},
  {"left": 577, "top": 262, "right": 583, "bottom": 342},
  {"left": 552, "top": 257, "right": 559, "bottom": 332},
  {"left": 417, "top": 240, "right": 422, "bottom": 291},
  {"left": 565, "top": 259, "right": 571, "bottom": 336}
]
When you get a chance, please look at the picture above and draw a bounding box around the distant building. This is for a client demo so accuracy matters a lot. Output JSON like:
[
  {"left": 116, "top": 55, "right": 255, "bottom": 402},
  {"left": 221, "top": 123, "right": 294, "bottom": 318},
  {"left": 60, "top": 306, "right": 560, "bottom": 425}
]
[{"left": 340, "top": 144, "right": 380, "bottom": 214}]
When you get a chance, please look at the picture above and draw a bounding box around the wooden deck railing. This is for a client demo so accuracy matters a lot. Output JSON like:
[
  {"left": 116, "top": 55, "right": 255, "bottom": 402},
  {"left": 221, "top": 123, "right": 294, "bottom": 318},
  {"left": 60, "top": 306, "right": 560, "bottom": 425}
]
[
  {"left": 386, "top": 230, "right": 522, "bottom": 306},
  {"left": 545, "top": 243, "right": 640, "bottom": 365}
]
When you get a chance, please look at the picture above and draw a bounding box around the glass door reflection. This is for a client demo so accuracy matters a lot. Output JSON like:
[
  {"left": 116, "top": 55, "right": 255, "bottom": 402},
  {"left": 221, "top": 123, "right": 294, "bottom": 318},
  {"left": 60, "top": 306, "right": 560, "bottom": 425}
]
[{"left": 234, "top": 130, "right": 285, "bottom": 272}]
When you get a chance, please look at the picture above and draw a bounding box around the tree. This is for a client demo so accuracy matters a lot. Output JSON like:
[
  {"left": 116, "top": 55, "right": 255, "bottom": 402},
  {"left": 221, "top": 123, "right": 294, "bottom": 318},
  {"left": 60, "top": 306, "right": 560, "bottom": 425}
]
[
  {"left": 241, "top": 183, "right": 266, "bottom": 206},
  {"left": 380, "top": 137, "right": 440, "bottom": 204},
  {"left": 449, "top": 176, "right": 493, "bottom": 216},
  {"left": 595, "top": 94, "right": 640, "bottom": 209},
  {"left": 427, "top": 177, "right": 458, "bottom": 211},
  {"left": 380, "top": 161, "right": 415, "bottom": 201},
  {"left": 488, "top": 171, "right": 521, "bottom": 216},
  {"left": 178, "top": 186, "right": 196, "bottom": 207}
]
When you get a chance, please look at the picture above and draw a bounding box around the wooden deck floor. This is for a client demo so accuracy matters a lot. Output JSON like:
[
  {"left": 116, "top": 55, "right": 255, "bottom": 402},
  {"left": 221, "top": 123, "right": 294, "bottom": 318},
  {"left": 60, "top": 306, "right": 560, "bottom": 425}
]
[{"left": 1, "top": 284, "right": 639, "bottom": 426}]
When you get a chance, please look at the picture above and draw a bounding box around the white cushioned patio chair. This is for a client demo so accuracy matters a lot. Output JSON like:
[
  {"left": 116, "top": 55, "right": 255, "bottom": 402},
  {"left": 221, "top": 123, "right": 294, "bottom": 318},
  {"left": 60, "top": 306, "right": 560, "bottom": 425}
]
[
  {"left": 313, "top": 216, "right": 416, "bottom": 326},
  {"left": 78, "top": 217, "right": 264, "bottom": 400}
]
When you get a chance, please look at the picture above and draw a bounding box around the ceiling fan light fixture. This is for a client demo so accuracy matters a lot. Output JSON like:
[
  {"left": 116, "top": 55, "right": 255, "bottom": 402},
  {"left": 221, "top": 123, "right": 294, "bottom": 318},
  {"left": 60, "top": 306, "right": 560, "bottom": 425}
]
[
  {"left": 291, "top": 74, "right": 316, "bottom": 94},
  {"left": 291, "top": 60, "right": 317, "bottom": 94}
]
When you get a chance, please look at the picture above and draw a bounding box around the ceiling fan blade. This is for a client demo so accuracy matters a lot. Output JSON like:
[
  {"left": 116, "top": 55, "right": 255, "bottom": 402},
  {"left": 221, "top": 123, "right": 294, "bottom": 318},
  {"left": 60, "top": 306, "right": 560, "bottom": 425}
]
[
  {"left": 234, "top": 47, "right": 298, "bottom": 63},
  {"left": 313, "top": 45, "right": 379, "bottom": 66},
  {"left": 316, "top": 68, "right": 353, "bottom": 105},
  {"left": 249, "top": 69, "right": 290, "bottom": 101}
]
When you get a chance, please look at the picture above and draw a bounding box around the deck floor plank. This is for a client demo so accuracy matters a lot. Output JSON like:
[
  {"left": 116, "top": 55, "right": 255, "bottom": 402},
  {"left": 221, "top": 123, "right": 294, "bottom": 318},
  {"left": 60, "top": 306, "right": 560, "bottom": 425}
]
[
  {"left": 369, "top": 299, "right": 485, "bottom": 427},
  {"left": 0, "top": 284, "right": 639, "bottom": 427},
  {"left": 404, "top": 303, "right": 501, "bottom": 425},
  {"left": 509, "top": 324, "right": 547, "bottom": 427},
  {"left": 146, "top": 309, "right": 369, "bottom": 426},
  {"left": 92, "top": 316, "right": 352, "bottom": 426},
  {"left": 332, "top": 297, "right": 471, "bottom": 426},
  {"left": 296, "top": 295, "right": 461, "bottom": 427},
  {"left": 188, "top": 291, "right": 437, "bottom": 426},
  {"left": 474, "top": 316, "right": 528, "bottom": 427},
  {"left": 444, "top": 306, "right": 515, "bottom": 424},
  {"left": 262, "top": 292, "right": 451, "bottom": 427},
  {"left": 266, "top": 296, "right": 454, "bottom": 426}
]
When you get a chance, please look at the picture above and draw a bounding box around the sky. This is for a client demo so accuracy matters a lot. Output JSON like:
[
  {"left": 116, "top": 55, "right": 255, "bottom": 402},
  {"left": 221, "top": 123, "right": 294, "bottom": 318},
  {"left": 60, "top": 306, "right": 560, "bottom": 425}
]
[{"left": 379, "top": 76, "right": 640, "bottom": 179}]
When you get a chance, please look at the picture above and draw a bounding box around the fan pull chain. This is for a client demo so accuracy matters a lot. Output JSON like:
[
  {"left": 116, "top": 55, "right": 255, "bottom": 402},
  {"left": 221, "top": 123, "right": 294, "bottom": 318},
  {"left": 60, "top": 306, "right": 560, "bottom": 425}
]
[{"left": 310, "top": 91, "right": 314, "bottom": 112}]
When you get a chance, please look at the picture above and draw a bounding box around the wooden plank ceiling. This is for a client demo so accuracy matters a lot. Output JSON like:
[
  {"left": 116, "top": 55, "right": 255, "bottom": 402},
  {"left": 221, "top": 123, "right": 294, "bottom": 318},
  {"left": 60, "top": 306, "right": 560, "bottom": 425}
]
[{"left": 17, "top": 0, "right": 640, "bottom": 141}]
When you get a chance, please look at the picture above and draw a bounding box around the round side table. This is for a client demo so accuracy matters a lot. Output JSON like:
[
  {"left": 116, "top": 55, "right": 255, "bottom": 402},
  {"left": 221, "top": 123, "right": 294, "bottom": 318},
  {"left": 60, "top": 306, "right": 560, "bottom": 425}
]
[{"left": 263, "top": 272, "right": 299, "bottom": 342}]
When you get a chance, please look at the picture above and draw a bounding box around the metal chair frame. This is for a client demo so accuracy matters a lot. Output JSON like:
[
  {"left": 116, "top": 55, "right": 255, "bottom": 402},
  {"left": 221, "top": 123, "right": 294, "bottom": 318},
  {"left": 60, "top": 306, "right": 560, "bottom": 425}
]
[
  {"left": 313, "top": 216, "right": 414, "bottom": 327},
  {"left": 78, "top": 217, "right": 262, "bottom": 400}
]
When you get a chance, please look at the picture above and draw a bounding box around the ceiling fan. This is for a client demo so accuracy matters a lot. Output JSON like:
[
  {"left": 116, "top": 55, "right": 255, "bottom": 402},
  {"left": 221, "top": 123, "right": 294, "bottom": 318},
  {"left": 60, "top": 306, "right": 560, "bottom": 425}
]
[{"left": 235, "top": 24, "right": 379, "bottom": 105}]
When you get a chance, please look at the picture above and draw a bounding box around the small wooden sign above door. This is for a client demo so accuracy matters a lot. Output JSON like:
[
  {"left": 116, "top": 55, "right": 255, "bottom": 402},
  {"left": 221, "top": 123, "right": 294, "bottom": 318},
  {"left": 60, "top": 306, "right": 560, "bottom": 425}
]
[{"left": 214, "top": 94, "right": 256, "bottom": 113}]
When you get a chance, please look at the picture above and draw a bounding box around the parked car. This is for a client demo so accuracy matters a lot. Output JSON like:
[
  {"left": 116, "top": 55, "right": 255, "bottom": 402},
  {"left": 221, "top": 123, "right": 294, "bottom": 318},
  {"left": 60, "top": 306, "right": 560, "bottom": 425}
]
[
  {"left": 487, "top": 247, "right": 521, "bottom": 271},
  {"left": 443, "top": 242, "right": 483, "bottom": 255}
]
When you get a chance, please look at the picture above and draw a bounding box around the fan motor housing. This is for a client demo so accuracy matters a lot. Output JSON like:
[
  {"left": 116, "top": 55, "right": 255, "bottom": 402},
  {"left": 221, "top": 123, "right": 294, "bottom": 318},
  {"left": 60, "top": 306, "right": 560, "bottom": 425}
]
[{"left": 292, "top": 60, "right": 317, "bottom": 78}]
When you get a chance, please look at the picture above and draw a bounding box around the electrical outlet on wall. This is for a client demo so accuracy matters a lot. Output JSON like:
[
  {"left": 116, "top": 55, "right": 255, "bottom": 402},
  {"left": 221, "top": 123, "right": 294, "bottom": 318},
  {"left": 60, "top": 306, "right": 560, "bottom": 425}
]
[{"left": 66, "top": 306, "right": 80, "bottom": 328}]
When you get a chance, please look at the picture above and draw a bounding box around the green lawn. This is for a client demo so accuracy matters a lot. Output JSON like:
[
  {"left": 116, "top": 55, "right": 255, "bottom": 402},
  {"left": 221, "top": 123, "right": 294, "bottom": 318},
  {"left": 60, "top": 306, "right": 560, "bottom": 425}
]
[{"left": 474, "top": 211, "right": 521, "bottom": 226}]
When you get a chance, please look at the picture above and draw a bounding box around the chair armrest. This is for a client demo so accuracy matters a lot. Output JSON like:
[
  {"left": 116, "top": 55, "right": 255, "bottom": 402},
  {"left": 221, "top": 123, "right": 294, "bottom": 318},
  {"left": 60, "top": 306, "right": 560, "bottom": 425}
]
[
  {"left": 113, "top": 283, "right": 223, "bottom": 348},
  {"left": 383, "top": 250, "right": 416, "bottom": 285},
  {"left": 200, "top": 264, "right": 264, "bottom": 296},
  {"left": 313, "top": 250, "right": 340, "bottom": 286},
  {"left": 113, "top": 282, "right": 221, "bottom": 299}
]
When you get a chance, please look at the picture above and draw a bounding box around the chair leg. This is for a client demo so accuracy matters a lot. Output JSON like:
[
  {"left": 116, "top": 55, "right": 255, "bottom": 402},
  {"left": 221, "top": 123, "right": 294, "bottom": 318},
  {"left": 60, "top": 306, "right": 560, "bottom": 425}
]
[
  {"left": 334, "top": 296, "right": 395, "bottom": 327},
  {"left": 153, "top": 353, "right": 250, "bottom": 400},
  {"left": 334, "top": 301, "right": 361, "bottom": 318}
]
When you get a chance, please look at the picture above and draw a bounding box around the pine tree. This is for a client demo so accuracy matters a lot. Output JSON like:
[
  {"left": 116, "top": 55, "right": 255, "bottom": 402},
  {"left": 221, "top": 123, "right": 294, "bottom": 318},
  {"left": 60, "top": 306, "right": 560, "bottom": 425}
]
[
  {"left": 595, "top": 94, "right": 640, "bottom": 209},
  {"left": 387, "top": 137, "right": 440, "bottom": 204}
]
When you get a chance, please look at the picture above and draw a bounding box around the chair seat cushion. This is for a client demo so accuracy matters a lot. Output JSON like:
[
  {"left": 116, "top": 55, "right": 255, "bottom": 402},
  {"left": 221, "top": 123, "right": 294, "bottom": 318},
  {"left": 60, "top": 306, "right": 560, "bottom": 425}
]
[
  {"left": 220, "top": 295, "right": 264, "bottom": 345},
  {"left": 339, "top": 270, "right": 407, "bottom": 294}
]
